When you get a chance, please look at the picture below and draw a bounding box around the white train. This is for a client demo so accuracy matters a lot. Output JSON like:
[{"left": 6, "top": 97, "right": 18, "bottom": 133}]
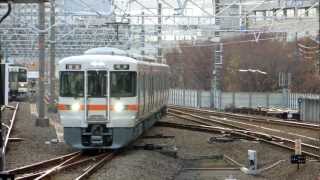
[
  {"left": 8, "top": 65, "right": 28, "bottom": 99},
  {"left": 58, "top": 47, "right": 170, "bottom": 149}
]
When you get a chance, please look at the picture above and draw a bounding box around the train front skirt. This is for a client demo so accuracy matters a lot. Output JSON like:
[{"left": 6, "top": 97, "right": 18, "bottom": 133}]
[{"left": 63, "top": 115, "right": 158, "bottom": 149}]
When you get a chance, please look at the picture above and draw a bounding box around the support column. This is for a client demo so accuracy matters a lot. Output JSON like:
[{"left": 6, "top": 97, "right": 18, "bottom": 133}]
[
  {"left": 127, "top": 18, "right": 131, "bottom": 50},
  {"left": 211, "top": 0, "right": 222, "bottom": 110},
  {"left": 294, "top": 6, "right": 298, "bottom": 17},
  {"left": 232, "top": 92, "right": 235, "bottom": 108},
  {"left": 49, "top": 0, "right": 56, "bottom": 109},
  {"left": 36, "top": 1, "right": 49, "bottom": 127},
  {"left": 283, "top": 8, "right": 287, "bottom": 17},
  {"left": 249, "top": 92, "right": 252, "bottom": 108},
  {"left": 239, "top": 0, "right": 242, "bottom": 28},
  {"left": 157, "top": 3, "right": 162, "bottom": 63},
  {"left": 140, "top": 12, "right": 145, "bottom": 56},
  {"left": 305, "top": 7, "right": 308, "bottom": 16},
  {"left": 262, "top": 10, "right": 266, "bottom": 20}
]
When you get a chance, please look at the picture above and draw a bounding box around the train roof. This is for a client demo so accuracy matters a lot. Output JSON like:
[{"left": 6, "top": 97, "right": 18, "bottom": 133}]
[
  {"left": 83, "top": 47, "right": 158, "bottom": 63},
  {"left": 84, "top": 47, "right": 127, "bottom": 56},
  {"left": 59, "top": 54, "right": 168, "bottom": 68},
  {"left": 8, "top": 64, "right": 28, "bottom": 70},
  {"left": 8, "top": 64, "right": 27, "bottom": 68}
]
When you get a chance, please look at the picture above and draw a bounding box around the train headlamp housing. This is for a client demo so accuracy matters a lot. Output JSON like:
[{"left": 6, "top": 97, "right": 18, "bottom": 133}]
[
  {"left": 114, "top": 102, "right": 125, "bottom": 112},
  {"left": 71, "top": 102, "right": 81, "bottom": 111}
]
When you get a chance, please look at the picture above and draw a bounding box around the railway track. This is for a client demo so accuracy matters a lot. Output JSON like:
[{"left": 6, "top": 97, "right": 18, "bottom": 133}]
[
  {"left": 165, "top": 107, "right": 320, "bottom": 160},
  {"left": 4, "top": 151, "right": 117, "bottom": 179},
  {"left": 169, "top": 106, "right": 320, "bottom": 145},
  {"left": 0, "top": 102, "right": 118, "bottom": 179},
  {"left": 169, "top": 106, "right": 320, "bottom": 131},
  {"left": 2, "top": 103, "right": 19, "bottom": 155}
]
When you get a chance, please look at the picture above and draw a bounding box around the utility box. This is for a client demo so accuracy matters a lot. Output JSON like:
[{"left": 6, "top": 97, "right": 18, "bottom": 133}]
[{"left": 248, "top": 150, "right": 258, "bottom": 171}]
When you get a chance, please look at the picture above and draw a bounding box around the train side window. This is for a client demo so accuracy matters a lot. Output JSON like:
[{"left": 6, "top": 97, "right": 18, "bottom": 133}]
[
  {"left": 151, "top": 73, "right": 154, "bottom": 107},
  {"left": 139, "top": 72, "right": 144, "bottom": 114},
  {"left": 146, "top": 72, "right": 150, "bottom": 113},
  {"left": 154, "top": 73, "right": 157, "bottom": 106},
  {"left": 161, "top": 73, "right": 163, "bottom": 102},
  {"left": 140, "top": 72, "right": 144, "bottom": 114}
]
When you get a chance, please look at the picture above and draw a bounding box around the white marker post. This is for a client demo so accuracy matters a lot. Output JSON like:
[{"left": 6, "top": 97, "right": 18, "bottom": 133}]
[
  {"left": 294, "top": 139, "right": 303, "bottom": 170},
  {"left": 295, "top": 139, "right": 302, "bottom": 155}
]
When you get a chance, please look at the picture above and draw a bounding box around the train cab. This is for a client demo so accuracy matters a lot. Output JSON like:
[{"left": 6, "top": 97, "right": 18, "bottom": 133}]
[{"left": 58, "top": 48, "right": 169, "bottom": 149}]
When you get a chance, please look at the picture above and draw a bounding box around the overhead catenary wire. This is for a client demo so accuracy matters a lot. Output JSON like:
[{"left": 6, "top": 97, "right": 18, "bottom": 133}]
[{"left": 0, "top": 1, "right": 12, "bottom": 24}]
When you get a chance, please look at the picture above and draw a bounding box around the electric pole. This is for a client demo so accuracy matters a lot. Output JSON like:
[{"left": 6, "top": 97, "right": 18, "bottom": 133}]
[
  {"left": 49, "top": 0, "right": 56, "bottom": 109},
  {"left": 36, "top": 1, "right": 49, "bottom": 127}
]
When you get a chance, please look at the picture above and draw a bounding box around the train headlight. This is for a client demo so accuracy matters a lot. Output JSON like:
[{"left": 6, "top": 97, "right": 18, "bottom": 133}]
[
  {"left": 20, "top": 84, "right": 24, "bottom": 87},
  {"left": 71, "top": 103, "right": 81, "bottom": 111},
  {"left": 114, "top": 102, "right": 125, "bottom": 112}
]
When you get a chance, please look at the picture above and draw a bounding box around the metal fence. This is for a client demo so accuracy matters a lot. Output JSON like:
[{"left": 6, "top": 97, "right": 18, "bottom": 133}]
[
  {"left": 169, "top": 89, "right": 320, "bottom": 110},
  {"left": 300, "top": 97, "right": 320, "bottom": 123}
]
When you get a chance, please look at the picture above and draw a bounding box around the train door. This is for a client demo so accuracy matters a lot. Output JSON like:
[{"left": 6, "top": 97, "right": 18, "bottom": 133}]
[{"left": 84, "top": 70, "right": 109, "bottom": 124}]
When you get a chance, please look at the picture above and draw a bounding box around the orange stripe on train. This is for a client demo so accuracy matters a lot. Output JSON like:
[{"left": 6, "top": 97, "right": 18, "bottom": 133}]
[
  {"left": 127, "top": 104, "right": 138, "bottom": 111},
  {"left": 57, "top": 104, "right": 68, "bottom": 110},
  {"left": 57, "top": 104, "right": 138, "bottom": 112},
  {"left": 81, "top": 105, "right": 109, "bottom": 111}
]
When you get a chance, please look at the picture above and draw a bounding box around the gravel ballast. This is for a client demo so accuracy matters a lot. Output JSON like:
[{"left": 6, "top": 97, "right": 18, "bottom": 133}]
[
  {"left": 5, "top": 102, "right": 73, "bottom": 170},
  {"left": 4, "top": 103, "right": 319, "bottom": 180}
]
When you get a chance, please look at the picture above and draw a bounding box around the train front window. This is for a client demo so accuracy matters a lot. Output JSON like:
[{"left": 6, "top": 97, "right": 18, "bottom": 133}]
[
  {"left": 87, "top": 71, "right": 107, "bottom": 97},
  {"left": 18, "top": 69, "right": 27, "bottom": 82},
  {"left": 9, "top": 72, "right": 18, "bottom": 82},
  {"left": 111, "top": 72, "right": 136, "bottom": 97},
  {"left": 60, "top": 71, "right": 84, "bottom": 97}
]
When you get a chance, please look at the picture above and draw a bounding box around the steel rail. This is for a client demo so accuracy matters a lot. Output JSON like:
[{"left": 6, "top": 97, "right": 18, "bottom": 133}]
[
  {"left": 168, "top": 109, "right": 320, "bottom": 151},
  {"left": 175, "top": 108, "right": 320, "bottom": 143},
  {"left": 164, "top": 111, "right": 320, "bottom": 159},
  {"left": 169, "top": 106, "right": 320, "bottom": 131},
  {"left": 13, "top": 153, "right": 108, "bottom": 180},
  {"left": 2, "top": 103, "right": 19, "bottom": 156},
  {"left": 75, "top": 151, "right": 117, "bottom": 180},
  {"left": 156, "top": 121, "right": 264, "bottom": 141},
  {"left": 5, "top": 151, "right": 80, "bottom": 175},
  {"left": 168, "top": 109, "right": 248, "bottom": 130},
  {"left": 34, "top": 153, "right": 82, "bottom": 180}
]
